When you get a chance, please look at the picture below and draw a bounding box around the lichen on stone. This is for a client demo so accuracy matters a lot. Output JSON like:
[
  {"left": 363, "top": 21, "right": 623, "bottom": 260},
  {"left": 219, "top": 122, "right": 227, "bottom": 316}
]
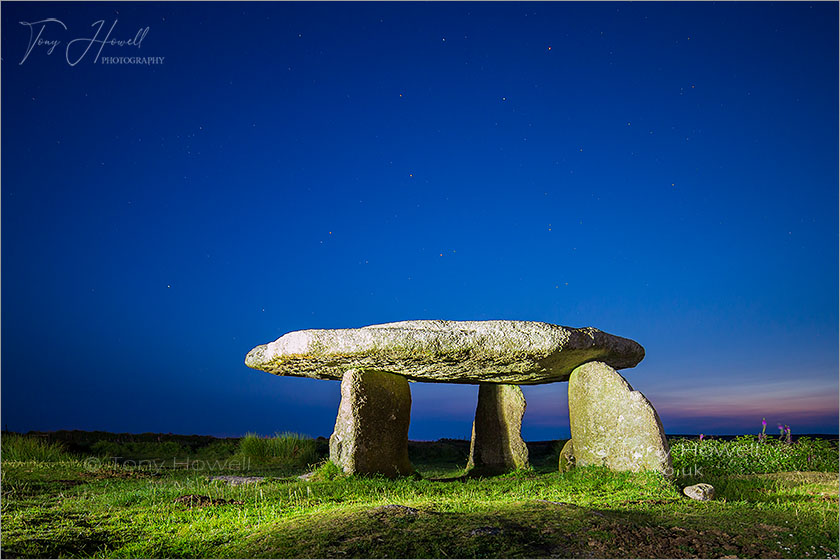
[
  {"left": 567, "top": 361, "right": 671, "bottom": 474},
  {"left": 245, "top": 320, "right": 644, "bottom": 385}
]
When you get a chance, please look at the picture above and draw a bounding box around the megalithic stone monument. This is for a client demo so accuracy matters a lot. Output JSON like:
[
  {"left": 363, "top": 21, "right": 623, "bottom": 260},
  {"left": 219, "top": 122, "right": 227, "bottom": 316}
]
[{"left": 245, "top": 320, "right": 668, "bottom": 477}]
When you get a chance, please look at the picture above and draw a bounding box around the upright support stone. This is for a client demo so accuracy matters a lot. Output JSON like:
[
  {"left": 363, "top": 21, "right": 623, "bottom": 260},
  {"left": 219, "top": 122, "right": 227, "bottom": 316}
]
[
  {"left": 567, "top": 361, "right": 671, "bottom": 474},
  {"left": 467, "top": 384, "right": 529, "bottom": 475},
  {"left": 329, "top": 369, "right": 413, "bottom": 477}
]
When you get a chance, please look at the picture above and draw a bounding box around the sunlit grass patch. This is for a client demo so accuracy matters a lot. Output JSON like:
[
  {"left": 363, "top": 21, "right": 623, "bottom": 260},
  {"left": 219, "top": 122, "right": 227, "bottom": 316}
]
[{"left": 1, "top": 434, "right": 837, "bottom": 558}]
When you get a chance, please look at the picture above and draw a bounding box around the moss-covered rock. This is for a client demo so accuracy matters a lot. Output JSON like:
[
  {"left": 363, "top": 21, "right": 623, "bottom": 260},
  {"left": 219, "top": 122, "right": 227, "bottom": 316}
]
[
  {"left": 683, "top": 483, "right": 715, "bottom": 501},
  {"left": 558, "top": 439, "right": 575, "bottom": 472},
  {"left": 467, "top": 384, "right": 529, "bottom": 475},
  {"left": 567, "top": 361, "right": 671, "bottom": 474},
  {"left": 329, "top": 369, "right": 413, "bottom": 477}
]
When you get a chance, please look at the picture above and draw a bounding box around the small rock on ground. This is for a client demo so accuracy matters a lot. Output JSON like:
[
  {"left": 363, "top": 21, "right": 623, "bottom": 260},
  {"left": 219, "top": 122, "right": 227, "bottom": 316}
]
[
  {"left": 367, "top": 504, "right": 421, "bottom": 516},
  {"left": 683, "top": 483, "right": 715, "bottom": 501},
  {"left": 209, "top": 475, "right": 265, "bottom": 485},
  {"left": 470, "top": 526, "right": 502, "bottom": 536}
]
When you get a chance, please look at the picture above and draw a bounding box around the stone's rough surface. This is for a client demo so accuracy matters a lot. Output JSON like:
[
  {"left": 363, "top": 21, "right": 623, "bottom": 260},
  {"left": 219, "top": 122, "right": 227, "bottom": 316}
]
[
  {"left": 558, "top": 439, "right": 575, "bottom": 472},
  {"left": 245, "top": 320, "right": 644, "bottom": 385},
  {"left": 467, "top": 384, "right": 529, "bottom": 475},
  {"left": 568, "top": 361, "right": 671, "bottom": 474},
  {"left": 329, "top": 369, "right": 413, "bottom": 477},
  {"left": 683, "top": 483, "right": 715, "bottom": 501}
]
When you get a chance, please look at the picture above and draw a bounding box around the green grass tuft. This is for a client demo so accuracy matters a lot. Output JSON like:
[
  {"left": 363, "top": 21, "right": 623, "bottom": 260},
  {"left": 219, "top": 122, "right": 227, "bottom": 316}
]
[
  {"left": 237, "top": 432, "right": 318, "bottom": 468},
  {"left": 1, "top": 433, "right": 73, "bottom": 462},
  {"left": 311, "top": 459, "right": 345, "bottom": 480}
]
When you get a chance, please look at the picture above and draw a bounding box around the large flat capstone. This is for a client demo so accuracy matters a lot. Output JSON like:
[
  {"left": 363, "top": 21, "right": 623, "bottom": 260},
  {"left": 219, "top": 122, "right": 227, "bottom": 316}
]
[{"left": 245, "top": 320, "right": 644, "bottom": 385}]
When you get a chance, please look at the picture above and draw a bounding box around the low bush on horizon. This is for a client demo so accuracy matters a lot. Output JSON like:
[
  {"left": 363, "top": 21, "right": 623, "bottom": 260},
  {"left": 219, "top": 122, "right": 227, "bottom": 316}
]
[
  {"left": 90, "top": 439, "right": 187, "bottom": 460},
  {"left": 238, "top": 432, "right": 319, "bottom": 467},
  {"left": 1, "top": 433, "right": 73, "bottom": 462}
]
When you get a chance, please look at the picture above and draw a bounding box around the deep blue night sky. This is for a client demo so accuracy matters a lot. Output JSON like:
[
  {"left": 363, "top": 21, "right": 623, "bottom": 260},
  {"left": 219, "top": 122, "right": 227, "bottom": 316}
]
[{"left": 2, "top": 2, "right": 837, "bottom": 440}]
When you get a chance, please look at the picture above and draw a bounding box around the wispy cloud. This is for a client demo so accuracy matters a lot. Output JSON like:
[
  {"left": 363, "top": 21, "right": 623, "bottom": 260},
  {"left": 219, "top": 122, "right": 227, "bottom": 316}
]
[
  {"left": 645, "top": 377, "right": 838, "bottom": 419},
  {"left": 520, "top": 368, "right": 838, "bottom": 433}
]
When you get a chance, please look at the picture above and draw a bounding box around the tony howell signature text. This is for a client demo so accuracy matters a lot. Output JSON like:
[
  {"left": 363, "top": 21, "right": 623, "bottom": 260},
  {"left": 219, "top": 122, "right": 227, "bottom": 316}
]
[{"left": 19, "top": 18, "right": 158, "bottom": 66}]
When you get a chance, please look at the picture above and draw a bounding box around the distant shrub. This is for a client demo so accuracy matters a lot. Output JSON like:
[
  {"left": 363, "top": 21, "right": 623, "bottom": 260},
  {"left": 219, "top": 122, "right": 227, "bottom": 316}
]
[
  {"left": 90, "top": 440, "right": 124, "bottom": 458},
  {"left": 90, "top": 440, "right": 187, "bottom": 460},
  {"left": 238, "top": 432, "right": 317, "bottom": 467},
  {"left": 408, "top": 440, "right": 469, "bottom": 465},
  {"left": 670, "top": 436, "right": 838, "bottom": 476},
  {"left": 1, "top": 434, "right": 73, "bottom": 462},
  {"left": 198, "top": 439, "right": 239, "bottom": 460}
]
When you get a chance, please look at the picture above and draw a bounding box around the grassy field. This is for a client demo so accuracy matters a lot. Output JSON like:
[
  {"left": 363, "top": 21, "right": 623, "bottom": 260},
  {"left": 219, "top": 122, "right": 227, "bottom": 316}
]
[{"left": 1, "top": 432, "right": 837, "bottom": 558}]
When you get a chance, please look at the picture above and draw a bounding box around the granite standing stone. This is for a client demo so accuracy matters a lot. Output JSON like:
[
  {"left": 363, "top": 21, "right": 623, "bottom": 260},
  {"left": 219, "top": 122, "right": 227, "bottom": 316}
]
[
  {"left": 467, "top": 384, "right": 529, "bottom": 475},
  {"left": 329, "top": 369, "right": 413, "bottom": 477},
  {"left": 567, "top": 361, "right": 671, "bottom": 474}
]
